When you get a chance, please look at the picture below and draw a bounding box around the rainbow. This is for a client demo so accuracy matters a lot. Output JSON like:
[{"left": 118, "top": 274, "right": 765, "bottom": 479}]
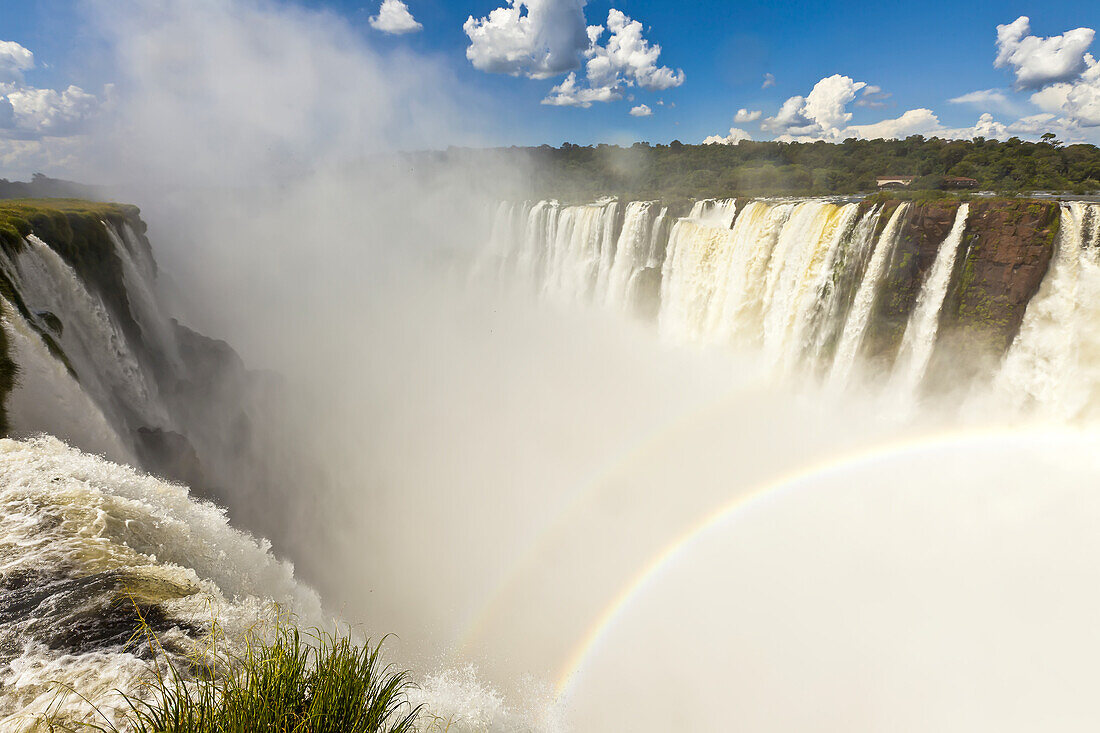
[
  {"left": 553, "top": 425, "right": 1078, "bottom": 697},
  {"left": 450, "top": 378, "right": 766, "bottom": 658}
]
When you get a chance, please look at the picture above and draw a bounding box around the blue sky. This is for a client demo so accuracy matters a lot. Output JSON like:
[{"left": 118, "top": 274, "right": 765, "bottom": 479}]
[{"left": 0, "top": 0, "right": 1098, "bottom": 177}]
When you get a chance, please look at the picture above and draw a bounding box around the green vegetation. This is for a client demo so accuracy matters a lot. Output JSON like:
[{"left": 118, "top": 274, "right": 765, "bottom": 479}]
[
  {"left": 437, "top": 136, "right": 1100, "bottom": 201},
  {"left": 60, "top": 618, "right": 421, "bottom": 733},
  {"left": 0, "top": 200, "right": 143, "bottom": 338}
]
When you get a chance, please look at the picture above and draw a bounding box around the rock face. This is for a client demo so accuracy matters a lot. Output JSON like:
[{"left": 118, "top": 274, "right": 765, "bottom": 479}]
[
  {"left": 930, "top": 200, "right": 1060, "bottom": 383},
  {"left": 863, "top": 199, "right": 961, "bottom": 364},
  {"left": 856, "top": 198, "right": 1059, "bottom": 377}
]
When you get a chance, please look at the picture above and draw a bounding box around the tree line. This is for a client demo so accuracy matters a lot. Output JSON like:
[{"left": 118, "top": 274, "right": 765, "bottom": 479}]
[{"left": 428, "top": 135, "right": 1100, "bottom": 202}]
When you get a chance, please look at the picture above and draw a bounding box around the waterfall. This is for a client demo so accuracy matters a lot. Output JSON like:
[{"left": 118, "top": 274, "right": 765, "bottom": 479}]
[
  {"left": 804, "top": 205, "right": 883, "bottom": 368},
  {"left": 480, "top": 197, "right": 1100, "bottom": 403},
  {"left": 890, "top": 203, "right": 970, "bottom": 397},
  {"left": 542, "top": 200, "right": 620, "bottom": 304},
  {"left": 107, "top": 223, "right": 184, "bottom": 374},
  {"left": 1, "top": 299, "right": 133, "bottom": 462},
  {"left": 487, "top": 197, "right": 914, "bottom": 371},
  {"left": 605, "top": 201, "right": 654, "bottom": 310},
  {"left": 657, "top": 200, "right": 866, "bottom": 368},
  {"left": 759, "top": 202, "right": 859, "bottom": 369},
  {"left": 828, "top": 203, "right": 911, "bottom": 385},
  {"left": 995, "top": 202, "right": 1100, "bottom": 417},
  {"left": 13, "top": 235, "right": 168, "bottom": 431}
]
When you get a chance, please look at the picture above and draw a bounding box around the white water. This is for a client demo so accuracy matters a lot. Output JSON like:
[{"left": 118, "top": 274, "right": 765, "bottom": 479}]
[
  {"left": 108, "top": 223, "right": 184, "bottom": 374},
  {"left": 13, "top": 234, "right": 168, "bottom": 431},
  {"left": 995, "top": 203, "right": 1100, "bottom": 417},
  {"left": 604, "top": 201, "right": 654, "bottom": 311},
  {"left": 6, "top": 196, "right": 1100, "bottom": 732},
  {"left": 471, "top": 197, "right": 1100, "bottom": 732},
  {"left": 0, "top": 436, "right": 322, "bottom": 731},
  {"left": 891, "top": 203, "right": 970, "bottom": 396},
  {"left": 1, "top": 300, "right": 132, "bottom": 462},
  {"left": 828, "top": 203, "right": 910, "bottom": 385}
]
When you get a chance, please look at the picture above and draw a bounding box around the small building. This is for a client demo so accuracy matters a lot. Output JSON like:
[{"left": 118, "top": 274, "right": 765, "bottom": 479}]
[
  {"left": 943, "top": 176, "right": 979, "bottom": 189},
  {"left": 876, "top": 175, "right": 917, "bottom": 189}
]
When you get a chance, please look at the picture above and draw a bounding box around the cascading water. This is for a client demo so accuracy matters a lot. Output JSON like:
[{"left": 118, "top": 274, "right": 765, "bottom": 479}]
[
  {"left": 0, "top": 435, "right": 323, "bottom": 731},
  {"left": 890, "top": 203, "right": 970, "bottom": 397},
  {"left": 827, "top": 203, "right": 910, "bottom": 386},
  {"left": 5, "top": 191, "right": 1100, "bottom": 733},
  {"left": 12, "top": 234, "right": 168, "bottom": 431},
  {"left": 604, "top": 201, "right": 655, "bottom": 310},
  {"left": 995, "top": 202, "right": 1100, "bottom": 417},
  {"left": 1, "top": 301, "right": 132, "bottom": 462},
  {"left": 481, "top": 197, "right": 1100, "bottom": 409},
  {"left": 107, "top": 223, "right": 184, "bottom": 374}
]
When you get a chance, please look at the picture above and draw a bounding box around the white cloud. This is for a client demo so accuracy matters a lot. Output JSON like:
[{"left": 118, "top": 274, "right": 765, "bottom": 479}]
[
  {"left": 0, "top": 41, "right": 34, "bottom": 83},
  {"left": 995, "top": 16, "right": 1095, "bottom": 90},
  {"left": 844, "top": 108, "right": 941, "bottom": 140},
  {"left": 0, "top": 40, "right": 102, "bottom": 143},
  {"left": 1007, "top": 113, "right": 1058, "bottom": 134},
  {"left": 704, "top": 127, "right": 752, "bottom": 145},
  {"left": 761, "top": 72, "right": 775, "bottom": 89},
  {"left": 959, "top": 112, "right": 1009, "bottom": 139},
  {"left": 465, "top": 4, "right": 682, "bottom": 109},
  {"left": 1023, "top": 54, "right": 1100, "bottom": 127},
  {"left": 629, "top": 103, "right": 652, "bottom": 117},
  {"left": 463, "top": 0, "right": 589, "bottom": 79},
  {"left": 704, "top": 126, "right": 756, "bottom": 145},
  {"left": 763, "top": 74, "right": 866, "bottom": 138},
  {"left": 585, "top": 10, "right": 684, "bottom": 92},
  {"left": 5, "top": 85, "right": 99, "bottom": 136},
  {"left": 538, "top": 8, "right": 682, "bottom": 108},
  {"left": 541, "top": 71, "right": 619, "bottom": 107},
  {"left": 1064, "top": 56, "right": 1100, "bottom": 126},
  {"left": 947, "top": 88, "right": 1022, "bottom": 117},
  {"left": 734, "top": 108, "right": 761, "bottom": 123},
  {"left": 369, "top": 0, "right": 422, "bottom": 35}
]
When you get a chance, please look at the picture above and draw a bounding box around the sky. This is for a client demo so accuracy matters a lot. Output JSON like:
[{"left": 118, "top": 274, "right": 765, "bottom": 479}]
[{"left": 0, "top": 0, "right": 1098, "bottom": 178}]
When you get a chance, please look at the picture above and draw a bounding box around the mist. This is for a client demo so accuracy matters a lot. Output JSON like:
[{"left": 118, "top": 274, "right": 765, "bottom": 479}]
[{"left": 29, "top": 1, "right": 1100, "bottom": 731}]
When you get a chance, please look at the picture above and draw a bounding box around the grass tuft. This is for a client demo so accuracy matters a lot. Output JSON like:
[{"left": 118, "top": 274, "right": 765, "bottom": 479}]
[{"left": 50, "top": 609, "right": 422, "bottom": 733}]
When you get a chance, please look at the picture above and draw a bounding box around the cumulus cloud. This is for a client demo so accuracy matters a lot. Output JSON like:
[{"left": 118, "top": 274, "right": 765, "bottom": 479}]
[
  {"left": 1024, "top": 54, "right": 1100, "bottom": 127},
  {"left": 995, "top": 16, "right": 1094, "bottom": 90},
  {"left": 1007, "top": 112, "right": 1059, "bottom": 134},
  {"left": 0, "top": 41, "right": 34, "bottom": 83},
  {"left": 585, "top": 10, "right": 684, "bottom": 92},
  {"left": 703, "top": 127, "right": 752, "bottom": 145},
  {"left": 369, "top": 0, "right": 422, "bottom": 35},
  {"left": 844, "top": 108, "right": 940, "bottom": 140},
  {"left": 761, "top": 72, "right": 775, "bottom": 89},
  {"left": 463, "top": 0, "right": 589, "bottom": 79},
  {"left": 0, "top": 40, "right": 102, "bottom": 144},
  {"left": 465, "top": 3, "right": 682, "bottom": 109},
  {"left": 538, "top": 8, "right": 683, "bottom": 108},
  {"left": 734, "top": 108, "right": 761, "bottom": 123},
  {"left": 763, "top": 74, "right": 866, "bottom": 138},
  {"left": 629, "top": 103, "right": 652, "bottom": 117},
  {"left": 541, "top": 71, "right": 619, "bottom": 107},
  {"left": 5, "top": 85, "right": 99, "bottom": 136}
]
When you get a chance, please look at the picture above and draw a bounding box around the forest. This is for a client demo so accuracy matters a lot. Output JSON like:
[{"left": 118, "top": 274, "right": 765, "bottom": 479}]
[{"left": 431, "top": 135, "right": 1100, "bottom": 203}]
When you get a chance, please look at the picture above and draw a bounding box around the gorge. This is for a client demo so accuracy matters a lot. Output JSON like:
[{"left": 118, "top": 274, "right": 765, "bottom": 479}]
[{"left": 2, "top": 191, "right": 1100, "bottom": 731}]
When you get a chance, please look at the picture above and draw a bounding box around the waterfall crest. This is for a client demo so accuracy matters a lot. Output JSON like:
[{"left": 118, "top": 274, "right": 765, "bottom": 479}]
[{"left": 481, "top": 197, "right": 1100, "bottom": 408}]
